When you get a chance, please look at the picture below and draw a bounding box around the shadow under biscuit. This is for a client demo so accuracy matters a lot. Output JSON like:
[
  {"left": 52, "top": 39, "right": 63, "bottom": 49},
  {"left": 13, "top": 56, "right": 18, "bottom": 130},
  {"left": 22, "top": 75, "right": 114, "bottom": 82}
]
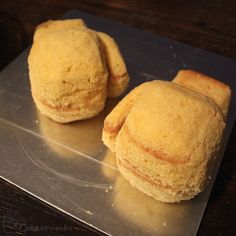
[
  {"left": 112, "top": 175, "right": 192, "bottom": 235},
  {"left": 101, "top": 149, "right": 119, "bottom": 181},
  {"left": 38, "top": 98, "right": 120, "bottom": 159},
  {"left": 101, "top": 151, "right": 192, "bottom": 234}
]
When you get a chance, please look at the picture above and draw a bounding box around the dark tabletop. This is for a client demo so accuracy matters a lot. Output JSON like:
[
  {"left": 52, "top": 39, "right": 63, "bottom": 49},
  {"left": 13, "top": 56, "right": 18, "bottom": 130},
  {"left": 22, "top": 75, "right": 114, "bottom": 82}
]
[{"left": 0, "top": 1, "right": 235, "bottom": 235}]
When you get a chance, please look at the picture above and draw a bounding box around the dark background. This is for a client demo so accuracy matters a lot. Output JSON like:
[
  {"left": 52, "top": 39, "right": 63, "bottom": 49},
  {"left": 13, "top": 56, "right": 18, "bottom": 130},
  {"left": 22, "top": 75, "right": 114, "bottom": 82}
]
[{"left": 0, "top": 0, "right": 235, "bottom": 235}]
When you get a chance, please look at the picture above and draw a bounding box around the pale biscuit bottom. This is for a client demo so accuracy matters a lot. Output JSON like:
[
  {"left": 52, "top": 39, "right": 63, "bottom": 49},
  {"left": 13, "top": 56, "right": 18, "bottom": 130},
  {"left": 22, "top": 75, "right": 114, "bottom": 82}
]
[
  {"left": 33, "top": 91, "right": 106, "bottom": 123},
  {"left": 118, "top": 158, "right": 194, "bottom": 203}
]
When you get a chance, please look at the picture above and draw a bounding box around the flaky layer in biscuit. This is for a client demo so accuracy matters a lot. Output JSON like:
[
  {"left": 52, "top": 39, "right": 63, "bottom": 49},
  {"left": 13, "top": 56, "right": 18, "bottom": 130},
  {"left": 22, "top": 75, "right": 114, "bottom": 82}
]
[
  {"left": 33, "top": 87, "right": 106, "bottom": 123},
  {"left": 103, "top": 82, "right": 155, "bottom": 151}
]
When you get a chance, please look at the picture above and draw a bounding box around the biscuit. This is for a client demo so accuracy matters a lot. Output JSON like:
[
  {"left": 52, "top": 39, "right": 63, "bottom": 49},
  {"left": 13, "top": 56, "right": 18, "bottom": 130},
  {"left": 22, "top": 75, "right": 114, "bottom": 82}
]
[
  {"left": 97, "top": 32, "right": 129, "bottom": 97},
  {"left": 29, "top": 19, "right": 129, "bottom": 122},
  {"left": 33, "top": 19, "right": 87, "bottom": 41},
  {"left": 28, "top": 28, "right": 108, "bottom": 123},
  {"left": 103, "top": 80, "right": 226, "bottom": 202},
  {"left": 173, "top": 70, "right": 231, "bottom": 118}
]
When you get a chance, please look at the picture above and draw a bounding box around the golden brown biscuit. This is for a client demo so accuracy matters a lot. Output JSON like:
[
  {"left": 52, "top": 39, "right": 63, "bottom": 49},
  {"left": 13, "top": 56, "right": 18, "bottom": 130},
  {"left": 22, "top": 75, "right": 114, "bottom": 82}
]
[
  {"left": 29, "top": 19, "right": 129, "bottom": 123},
  {"left": 103, "top": 80, "right": 226, "bottom": 202},
  {"left": 28, "top": 28, "right": 108, "bottom": 123},
  {"left": 33, "top": 19, "right": 87, "bottom": 41},
  {"left": 97, "top": 32, "right": 129, "bottom": 97},
  {"left": 173, "top": 70, "right": 231, "bottom": 118}
]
